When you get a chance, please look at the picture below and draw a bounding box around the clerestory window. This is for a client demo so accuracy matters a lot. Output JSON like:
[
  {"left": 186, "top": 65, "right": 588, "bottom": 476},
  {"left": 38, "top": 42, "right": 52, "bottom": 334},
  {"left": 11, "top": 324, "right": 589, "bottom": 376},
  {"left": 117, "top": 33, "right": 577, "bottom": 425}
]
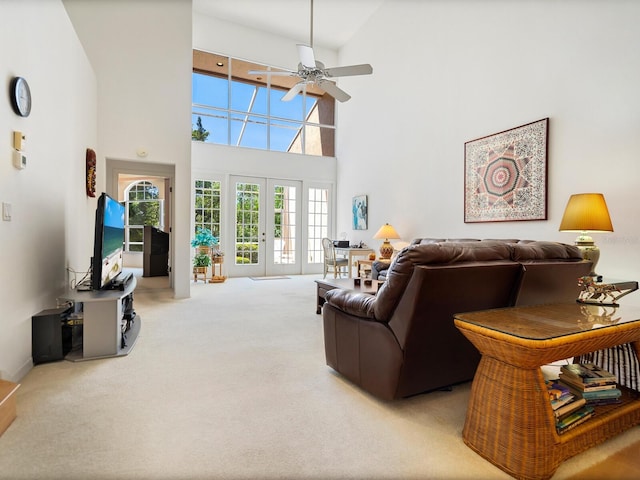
[{"left": 192, "top": 50, "right": 335, "bottom": 157}]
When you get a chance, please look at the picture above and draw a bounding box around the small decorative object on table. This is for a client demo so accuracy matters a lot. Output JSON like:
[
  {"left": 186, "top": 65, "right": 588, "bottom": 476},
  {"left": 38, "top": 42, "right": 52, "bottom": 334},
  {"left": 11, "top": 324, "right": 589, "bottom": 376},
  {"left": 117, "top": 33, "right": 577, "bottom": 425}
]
[{"left": 577, "top": 276, "right": 637, "bottom": 306}]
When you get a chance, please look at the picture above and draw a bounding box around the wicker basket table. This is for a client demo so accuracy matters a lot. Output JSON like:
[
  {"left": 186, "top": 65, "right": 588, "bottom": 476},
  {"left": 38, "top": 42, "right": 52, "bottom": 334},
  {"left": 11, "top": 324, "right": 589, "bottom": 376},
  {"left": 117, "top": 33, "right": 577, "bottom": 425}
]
[{"left": 454, "top": 303, "right": 640, "bottom": 480}]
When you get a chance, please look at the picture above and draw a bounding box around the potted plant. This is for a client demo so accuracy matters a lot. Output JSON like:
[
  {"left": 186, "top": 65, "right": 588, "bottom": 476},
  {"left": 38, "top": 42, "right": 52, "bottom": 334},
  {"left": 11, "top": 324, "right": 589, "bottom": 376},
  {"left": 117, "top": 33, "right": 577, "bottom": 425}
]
[
  {"left": 191, "top": 228, "right": 218, "bottom": 255},
  {"left": 193, "top": 252, "right": 211, "bottom": 282}
]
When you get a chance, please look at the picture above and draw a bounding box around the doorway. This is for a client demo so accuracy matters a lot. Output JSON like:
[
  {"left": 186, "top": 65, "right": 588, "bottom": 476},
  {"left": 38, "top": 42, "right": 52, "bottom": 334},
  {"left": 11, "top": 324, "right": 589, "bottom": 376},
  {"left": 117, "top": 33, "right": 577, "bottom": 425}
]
[
  {"left": 107, "top": 159, "right": 174, "bottom": 291},
  {"left": 226, "top": 176, "right": 302, "bottom": 277}
]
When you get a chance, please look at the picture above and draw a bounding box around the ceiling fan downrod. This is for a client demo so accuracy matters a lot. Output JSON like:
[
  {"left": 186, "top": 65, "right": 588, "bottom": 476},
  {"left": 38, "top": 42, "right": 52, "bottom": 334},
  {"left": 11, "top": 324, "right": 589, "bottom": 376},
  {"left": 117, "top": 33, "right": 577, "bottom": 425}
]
[{"left": 309, "top": 0, "right": 314, "bottom": 49}]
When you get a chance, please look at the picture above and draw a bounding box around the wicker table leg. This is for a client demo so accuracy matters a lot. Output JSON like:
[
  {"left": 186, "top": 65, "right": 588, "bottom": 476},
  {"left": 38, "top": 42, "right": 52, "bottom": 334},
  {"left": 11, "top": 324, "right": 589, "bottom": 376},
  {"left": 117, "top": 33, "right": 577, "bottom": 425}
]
[{"left": 462, "top": 356, "right": 560, "bottom": 480}]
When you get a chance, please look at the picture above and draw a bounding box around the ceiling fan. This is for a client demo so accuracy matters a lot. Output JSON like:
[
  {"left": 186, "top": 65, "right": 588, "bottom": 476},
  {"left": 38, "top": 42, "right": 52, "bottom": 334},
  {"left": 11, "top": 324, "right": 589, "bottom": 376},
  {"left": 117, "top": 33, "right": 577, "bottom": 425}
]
[{"left": 248, "top": 0, "right": 373, "bottom": 102}]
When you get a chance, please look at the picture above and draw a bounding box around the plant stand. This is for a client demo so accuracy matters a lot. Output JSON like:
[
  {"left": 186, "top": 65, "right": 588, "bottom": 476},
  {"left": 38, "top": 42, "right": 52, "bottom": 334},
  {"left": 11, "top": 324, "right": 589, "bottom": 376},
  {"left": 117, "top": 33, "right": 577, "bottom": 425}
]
[
  {"left": 209, "top": 257, "right": 226, "bottom": 283},
  {"left": 193, "top": 266, "right": 208, "bottom": 283}
]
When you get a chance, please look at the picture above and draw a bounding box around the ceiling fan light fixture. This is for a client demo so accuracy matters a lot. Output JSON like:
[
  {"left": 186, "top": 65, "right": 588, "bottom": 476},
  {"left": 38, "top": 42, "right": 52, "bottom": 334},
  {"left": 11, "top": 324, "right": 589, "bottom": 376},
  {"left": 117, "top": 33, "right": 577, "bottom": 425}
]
[{"left": 247, "top": 0, "right": 372, "bottom": 102}]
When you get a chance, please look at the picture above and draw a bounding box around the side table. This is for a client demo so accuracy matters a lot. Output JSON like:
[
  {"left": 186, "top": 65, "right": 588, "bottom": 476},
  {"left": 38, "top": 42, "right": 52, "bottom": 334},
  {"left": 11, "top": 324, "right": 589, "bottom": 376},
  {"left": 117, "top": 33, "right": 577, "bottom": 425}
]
[
  {"left": 356, "top": 259, "right": 373, "bottom": 278},
  {"left": 454, "top": 303, "right": 640, "bottom": 480},
  {"left": 334, "top": 247, "right": 375, "bottom": 278}
]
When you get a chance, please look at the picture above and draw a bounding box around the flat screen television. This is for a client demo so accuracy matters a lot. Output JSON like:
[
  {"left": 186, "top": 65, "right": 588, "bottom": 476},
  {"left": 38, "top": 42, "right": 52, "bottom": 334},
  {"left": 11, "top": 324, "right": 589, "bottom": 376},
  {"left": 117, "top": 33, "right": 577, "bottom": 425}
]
[{"left": 91, "top": 192, "right": 126, "bottom": 290}]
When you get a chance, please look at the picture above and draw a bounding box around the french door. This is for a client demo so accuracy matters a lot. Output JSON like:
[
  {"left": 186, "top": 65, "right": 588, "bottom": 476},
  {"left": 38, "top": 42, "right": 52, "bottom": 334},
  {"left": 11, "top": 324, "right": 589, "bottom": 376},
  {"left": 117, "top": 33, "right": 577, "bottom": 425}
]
[{"left": 226, "top": 176, "right": 302, "bottom": 277}]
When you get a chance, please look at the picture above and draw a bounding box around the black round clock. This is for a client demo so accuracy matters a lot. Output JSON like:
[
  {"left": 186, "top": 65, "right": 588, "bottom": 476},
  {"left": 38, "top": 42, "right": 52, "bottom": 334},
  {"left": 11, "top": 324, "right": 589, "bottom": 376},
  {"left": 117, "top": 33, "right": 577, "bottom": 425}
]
[{"left": 10, "top": 76, "right": 31, "bottom": 117}]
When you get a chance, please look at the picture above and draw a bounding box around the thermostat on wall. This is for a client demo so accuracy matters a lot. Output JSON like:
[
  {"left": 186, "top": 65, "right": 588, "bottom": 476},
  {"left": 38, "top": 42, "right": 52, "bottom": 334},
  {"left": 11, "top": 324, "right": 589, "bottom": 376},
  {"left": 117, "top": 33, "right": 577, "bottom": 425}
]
[{"left": 13, "top": 150, "right": 27, "bottom": 169}]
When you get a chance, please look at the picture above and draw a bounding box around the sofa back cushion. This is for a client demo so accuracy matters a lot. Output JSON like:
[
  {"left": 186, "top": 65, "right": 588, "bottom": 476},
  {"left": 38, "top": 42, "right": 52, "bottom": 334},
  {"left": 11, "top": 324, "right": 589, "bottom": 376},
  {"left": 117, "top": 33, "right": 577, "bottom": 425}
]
[
  {"left": 510, "top": 241, "right": 592, "bottom": 306},
  {"left": 388, "top": 262, "right": 522, "bottom": 396},
  {"left": 374, "top": 240, "right": 514, "bottom": 321},
  {"left": 510, "top": 241, "right": 584, "bottom": 261}
]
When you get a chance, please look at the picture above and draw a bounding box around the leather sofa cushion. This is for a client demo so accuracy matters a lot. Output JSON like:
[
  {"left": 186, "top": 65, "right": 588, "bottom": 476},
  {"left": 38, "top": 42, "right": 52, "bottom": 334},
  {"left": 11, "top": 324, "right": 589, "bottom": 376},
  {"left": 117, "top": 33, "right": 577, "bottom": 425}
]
[{"left": 511, "top": 241, "right": 583, "bottom": 261}]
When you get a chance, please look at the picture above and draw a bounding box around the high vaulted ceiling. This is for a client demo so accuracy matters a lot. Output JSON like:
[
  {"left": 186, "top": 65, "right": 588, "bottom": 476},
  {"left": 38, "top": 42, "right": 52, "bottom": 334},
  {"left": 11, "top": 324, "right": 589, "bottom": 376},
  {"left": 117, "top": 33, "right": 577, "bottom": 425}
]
[{"left": 192, "top": 0, "right": 386, "bottom": 50}]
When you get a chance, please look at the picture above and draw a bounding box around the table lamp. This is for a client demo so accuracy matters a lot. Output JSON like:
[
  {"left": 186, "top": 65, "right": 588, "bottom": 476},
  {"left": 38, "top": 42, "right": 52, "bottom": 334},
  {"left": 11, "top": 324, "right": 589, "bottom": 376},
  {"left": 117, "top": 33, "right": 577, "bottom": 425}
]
[
  {"left": 373, "top": 223, "right": 400, "bottom": 259},
  {"left": 559, "top": 193, "right": 613, "bottom": 276}
]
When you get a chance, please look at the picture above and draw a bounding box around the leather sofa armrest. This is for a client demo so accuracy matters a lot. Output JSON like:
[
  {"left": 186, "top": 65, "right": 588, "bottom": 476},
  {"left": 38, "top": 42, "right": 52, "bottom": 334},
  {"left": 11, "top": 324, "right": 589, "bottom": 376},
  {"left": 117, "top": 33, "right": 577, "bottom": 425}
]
[{"left": 325, "top": 289, "right": 377, "bottom": 319}]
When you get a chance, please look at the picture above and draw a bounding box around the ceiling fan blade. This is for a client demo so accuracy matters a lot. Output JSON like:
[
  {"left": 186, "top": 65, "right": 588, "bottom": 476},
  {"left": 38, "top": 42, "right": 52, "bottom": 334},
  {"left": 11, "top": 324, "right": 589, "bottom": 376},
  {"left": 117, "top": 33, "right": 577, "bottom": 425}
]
[
  {"left": 323, "top": 64, "right": 373, "bottom": 78},
  {"left": 297, "top": 44, "right": 316, "bottom": 69},
  {"left": 281, "top": 82, "right": 306, "bottom": 102},
  {"left": 317, "top": 81, "right": 351, "bottom": 103},
  {"left": 248, "top": 69, "right": 297, "bottom": 77}
]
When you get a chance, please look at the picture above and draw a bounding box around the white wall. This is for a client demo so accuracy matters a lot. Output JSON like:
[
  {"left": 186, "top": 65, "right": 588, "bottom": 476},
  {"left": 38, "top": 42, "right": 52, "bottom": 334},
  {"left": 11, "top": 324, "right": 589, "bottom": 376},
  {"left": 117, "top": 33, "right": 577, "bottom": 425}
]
[
  {"left": 63, "top": 0, "right": 193, "bottom": 298},
  {"left": 335, "top": 0, "right": 640, "bottom": 303},
  {"left": 0, "top": 1, "right": 97, "bottom": 381}
]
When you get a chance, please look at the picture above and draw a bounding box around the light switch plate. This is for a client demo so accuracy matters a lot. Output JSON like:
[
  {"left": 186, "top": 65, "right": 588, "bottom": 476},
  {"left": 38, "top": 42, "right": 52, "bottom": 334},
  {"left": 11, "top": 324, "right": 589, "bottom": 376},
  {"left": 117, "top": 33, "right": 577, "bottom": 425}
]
[{"left": 2, "top": 202, "right": 12, "bottom": 221}]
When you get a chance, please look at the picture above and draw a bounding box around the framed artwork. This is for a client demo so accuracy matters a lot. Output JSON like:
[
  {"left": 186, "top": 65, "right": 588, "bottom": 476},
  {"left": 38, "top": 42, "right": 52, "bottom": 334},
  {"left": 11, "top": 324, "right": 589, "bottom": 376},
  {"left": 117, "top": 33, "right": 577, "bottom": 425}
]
[
  {"left": 464, "top": 118, "right": 548, "bottom": 223},
  {"left": 352, "top": 195, "right": 368, "bottom": 230}
]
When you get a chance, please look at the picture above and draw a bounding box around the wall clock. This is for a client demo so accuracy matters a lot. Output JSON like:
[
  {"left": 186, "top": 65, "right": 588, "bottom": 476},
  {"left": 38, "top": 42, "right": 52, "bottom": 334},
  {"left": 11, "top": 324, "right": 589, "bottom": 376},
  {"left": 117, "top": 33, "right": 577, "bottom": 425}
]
[{"left": 10, "top": 77, "right": 31, "bottom": 117}]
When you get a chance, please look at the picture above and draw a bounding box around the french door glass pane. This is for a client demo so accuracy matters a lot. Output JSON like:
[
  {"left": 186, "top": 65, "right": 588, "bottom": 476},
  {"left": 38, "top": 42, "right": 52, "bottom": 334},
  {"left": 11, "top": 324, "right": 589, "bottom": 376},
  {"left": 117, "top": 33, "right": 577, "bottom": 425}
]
[
  {"left": 308, "top": 187, "right": 329, "bottom": 263},
  {"left": 194, "top": 180, "right": 221, "bottom": 239},
  {"left": 274, "top": 185, "right": 296, "bottom": 265},
  {"left": 235, "top": 182, "right": 260, "bottom": 265}
]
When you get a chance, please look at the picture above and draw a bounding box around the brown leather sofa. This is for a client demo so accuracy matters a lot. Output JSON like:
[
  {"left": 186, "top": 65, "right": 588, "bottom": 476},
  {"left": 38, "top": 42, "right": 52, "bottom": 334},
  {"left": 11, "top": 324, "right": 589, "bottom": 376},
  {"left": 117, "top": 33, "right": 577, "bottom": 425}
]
[
  {"left": 371, "top": 237, "right": 522, "bottom": 280},
  {"left": 322, "top": 240, "right": 591, "bottom": 400}
]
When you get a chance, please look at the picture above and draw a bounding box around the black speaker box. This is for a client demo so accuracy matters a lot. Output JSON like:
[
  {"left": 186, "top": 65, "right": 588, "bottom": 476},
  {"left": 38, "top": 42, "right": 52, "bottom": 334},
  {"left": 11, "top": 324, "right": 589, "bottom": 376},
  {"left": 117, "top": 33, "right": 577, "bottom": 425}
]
[{"left": 32, "top": 307, "right": 71, "bottom": 364}]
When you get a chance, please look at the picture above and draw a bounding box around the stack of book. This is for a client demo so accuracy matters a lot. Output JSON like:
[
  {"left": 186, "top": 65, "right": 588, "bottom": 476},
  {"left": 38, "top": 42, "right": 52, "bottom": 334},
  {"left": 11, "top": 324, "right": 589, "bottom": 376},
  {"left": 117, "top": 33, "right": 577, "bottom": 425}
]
[
  {"left": 546, "top": 380, "right": 594, "bottom": 433},
  {"left": 558, "top": 363, "right": 622, "bottom": 406}
]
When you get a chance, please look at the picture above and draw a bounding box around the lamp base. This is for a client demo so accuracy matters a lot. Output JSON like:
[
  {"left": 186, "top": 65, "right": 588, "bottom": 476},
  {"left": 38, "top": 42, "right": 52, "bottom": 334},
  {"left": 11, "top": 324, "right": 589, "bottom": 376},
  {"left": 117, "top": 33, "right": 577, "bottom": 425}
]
[
  {"left": 379, "top": 241, "right": 394, "bottom": 260},
  {"left": 575, "top": 234, "right": 600, "bottom": 277}
]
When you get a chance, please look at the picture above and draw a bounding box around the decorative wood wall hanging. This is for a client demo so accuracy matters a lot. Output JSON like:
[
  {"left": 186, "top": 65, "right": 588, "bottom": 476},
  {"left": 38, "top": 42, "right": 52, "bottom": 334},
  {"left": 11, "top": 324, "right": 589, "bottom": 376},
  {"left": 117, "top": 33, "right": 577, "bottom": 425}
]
[
  {"left": 464, "top": 118, "right": 548, "bottom": 223},
  {"left": 86, "top": 148, "right": 96, "bottom": 197}
]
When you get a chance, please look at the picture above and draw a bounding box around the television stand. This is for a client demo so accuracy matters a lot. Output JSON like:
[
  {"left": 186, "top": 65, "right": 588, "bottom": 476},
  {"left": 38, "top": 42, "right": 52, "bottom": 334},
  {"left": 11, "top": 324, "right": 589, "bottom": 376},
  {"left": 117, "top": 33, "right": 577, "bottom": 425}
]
[{"left": 62, "top": 277, "right": 141, "bottom": 361}]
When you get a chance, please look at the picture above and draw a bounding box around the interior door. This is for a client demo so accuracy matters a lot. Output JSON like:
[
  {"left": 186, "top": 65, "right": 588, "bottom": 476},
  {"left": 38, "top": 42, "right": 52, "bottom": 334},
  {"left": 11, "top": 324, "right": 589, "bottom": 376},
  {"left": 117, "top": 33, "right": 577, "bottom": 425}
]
[{"left": 226, "top": 176, "right": 303, "bottom": 277}]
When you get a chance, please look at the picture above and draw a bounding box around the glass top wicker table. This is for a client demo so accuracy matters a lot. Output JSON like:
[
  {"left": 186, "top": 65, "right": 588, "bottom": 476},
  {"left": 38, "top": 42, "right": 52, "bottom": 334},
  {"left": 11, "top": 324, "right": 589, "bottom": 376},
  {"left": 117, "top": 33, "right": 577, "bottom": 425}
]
[{"left": 454, "top": 303, "right": 640, "bottom": 480}]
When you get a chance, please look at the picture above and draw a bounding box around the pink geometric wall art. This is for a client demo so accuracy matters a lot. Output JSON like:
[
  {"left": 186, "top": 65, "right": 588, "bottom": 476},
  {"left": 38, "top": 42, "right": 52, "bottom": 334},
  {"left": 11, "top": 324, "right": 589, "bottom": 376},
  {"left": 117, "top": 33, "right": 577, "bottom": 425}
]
[{"left": 464, "top": 118, "right": 548, "bottom": 222}]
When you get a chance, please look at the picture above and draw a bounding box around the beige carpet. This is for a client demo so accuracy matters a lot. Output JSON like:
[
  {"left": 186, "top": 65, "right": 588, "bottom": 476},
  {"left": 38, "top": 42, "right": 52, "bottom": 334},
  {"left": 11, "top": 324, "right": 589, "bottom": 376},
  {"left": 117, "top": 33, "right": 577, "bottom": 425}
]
[{"left": 0, "top": 273, "right": 639, "bottom": 479}]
